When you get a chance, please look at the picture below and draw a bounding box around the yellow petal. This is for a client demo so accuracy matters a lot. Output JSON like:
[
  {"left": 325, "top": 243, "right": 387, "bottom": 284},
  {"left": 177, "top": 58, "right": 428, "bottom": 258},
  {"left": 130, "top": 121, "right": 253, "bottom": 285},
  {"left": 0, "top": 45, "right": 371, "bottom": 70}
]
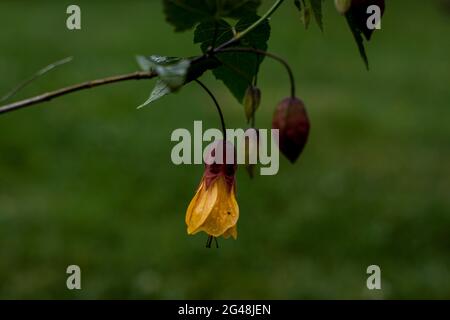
[
  {"left": 195, "top": 177, "right": 239, "bottom": 237},
  {"left": 186, "top": 180, "right": 218, "bottom": 234},
  {"left": 185, "top": 183, "right": 202, "bottom": 225},
  {"left": 223, "top": 224, "right": 238, "bottom": 239}
]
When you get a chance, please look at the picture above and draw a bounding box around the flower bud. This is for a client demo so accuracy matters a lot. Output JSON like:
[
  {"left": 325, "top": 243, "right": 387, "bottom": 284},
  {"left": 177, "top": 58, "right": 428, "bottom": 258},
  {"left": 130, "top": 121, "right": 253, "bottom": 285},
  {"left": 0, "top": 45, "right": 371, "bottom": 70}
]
[
  {"left": 272, "top": 97, "right": 310, "bottom": 163},
  {"left": 242, "top": 128, "right": 259, "bottom": 179},
  {"left": 243, "top": 86, "right": 261, "bottom": 123},
  {"left": 334, "top": 0, "right": 352, "bottom": 15}
]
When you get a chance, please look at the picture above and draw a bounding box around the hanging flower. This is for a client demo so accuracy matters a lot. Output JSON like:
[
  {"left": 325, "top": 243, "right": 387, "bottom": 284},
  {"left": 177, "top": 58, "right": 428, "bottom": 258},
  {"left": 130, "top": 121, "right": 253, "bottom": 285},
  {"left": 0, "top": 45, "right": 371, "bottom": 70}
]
[{"left": 185, "top": 140, "right": 239, "bottom": 240}]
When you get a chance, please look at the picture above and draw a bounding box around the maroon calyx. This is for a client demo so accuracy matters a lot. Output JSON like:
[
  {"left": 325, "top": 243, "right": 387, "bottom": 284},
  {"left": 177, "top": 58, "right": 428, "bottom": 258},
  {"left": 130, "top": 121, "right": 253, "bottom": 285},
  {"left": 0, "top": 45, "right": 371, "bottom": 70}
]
[
  {"left": 272, "top": 97, "right": 310, "bottom": 164},
  {"left": 203, "top": 140, "right": 237, "bottom": 192}
]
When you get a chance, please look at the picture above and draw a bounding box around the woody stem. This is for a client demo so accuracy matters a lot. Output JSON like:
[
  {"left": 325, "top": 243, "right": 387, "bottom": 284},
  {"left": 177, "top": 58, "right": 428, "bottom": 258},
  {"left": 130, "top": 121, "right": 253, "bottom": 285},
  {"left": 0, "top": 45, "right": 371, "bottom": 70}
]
[{"left": 0, "top": 71, "right": 157, "bottom": 115}]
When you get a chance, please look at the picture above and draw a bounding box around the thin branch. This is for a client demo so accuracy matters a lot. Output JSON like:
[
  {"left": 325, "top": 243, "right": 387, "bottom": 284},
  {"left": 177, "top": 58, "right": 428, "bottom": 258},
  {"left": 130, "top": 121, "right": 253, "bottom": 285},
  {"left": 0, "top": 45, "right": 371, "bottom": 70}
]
[
  {"left": 194, "top": 79, "right": 227, "bottom": 140},
  {"left": 0, "top": 71, "right": 157, "bottom": 115},
  {"left": 216, "top": 47, "right": 296, "bottom": 97},
  {"left": 1, "top": 56, "right": 73, "bottom": 103},
  {"left": 0, "top": 0, "right": 286, "bottom": 116}
]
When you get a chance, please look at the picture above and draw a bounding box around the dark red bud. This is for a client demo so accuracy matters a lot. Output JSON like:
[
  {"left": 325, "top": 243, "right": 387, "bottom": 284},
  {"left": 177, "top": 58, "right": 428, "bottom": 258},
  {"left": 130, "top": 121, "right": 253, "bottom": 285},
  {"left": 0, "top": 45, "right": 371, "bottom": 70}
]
[
  {"left": 348, "top": 0, "right": 385, "bottom": 41},
  {"left": 272, "top": 97, "right": 310, "bottom": 164}
]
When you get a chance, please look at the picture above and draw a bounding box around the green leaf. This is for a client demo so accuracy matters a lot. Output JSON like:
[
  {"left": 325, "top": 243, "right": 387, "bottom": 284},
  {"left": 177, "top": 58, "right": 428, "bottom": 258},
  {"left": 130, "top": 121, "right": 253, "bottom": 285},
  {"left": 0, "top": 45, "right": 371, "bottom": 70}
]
[
  {"left": 309, "top": 0, "right": 323, "bottom": 31},
  {"left": 212, "top": 15, "right": 270, "bottom": 103},
  {"left": 137, "top": 79, "right": 171, "bottom": 109},
  {"left": 163, "top": 0, "right": 261, "bottom": 32},
  {"left": 301, "top": 6, "right": 311, "bottom": 29},
  {"left": 345, "top": 12, "right": 369, "bottom": 69},
  {"left": 293, "top": 0, "right": 323, "bottom": 31},
  {"left": 194, "top": 19, "right": 234, "bottom": 53},
  {"left": 235, "top": 14, "right": 270, "bottom": 51},
  {"left": 137, "top": 55, "right": 190, "bottom": 90},
  {"left": 157, "top": 60, "right": 191, "bottom": 90},
  {"left": 136, "top": 55, "right": 191, "bottom": 107}
]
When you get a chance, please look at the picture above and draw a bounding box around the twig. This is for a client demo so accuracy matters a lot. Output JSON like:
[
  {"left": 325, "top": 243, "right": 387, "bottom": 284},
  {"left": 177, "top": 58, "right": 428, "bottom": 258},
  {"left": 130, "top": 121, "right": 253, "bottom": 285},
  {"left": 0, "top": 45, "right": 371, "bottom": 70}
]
[
  {"left": 0, "top": 0, "right": 287, "bottom": 116},
  {"left": 1, "top": 56, "right": 73, "bottom": 103},
  {"left": 0, "top": 71, "right": 157, "bottom": 115}
]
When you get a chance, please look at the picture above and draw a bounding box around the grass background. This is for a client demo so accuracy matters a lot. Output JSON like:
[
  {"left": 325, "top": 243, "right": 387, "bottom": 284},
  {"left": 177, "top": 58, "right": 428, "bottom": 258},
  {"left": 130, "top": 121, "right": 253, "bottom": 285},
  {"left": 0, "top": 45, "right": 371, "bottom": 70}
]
[{"left": 0, "top": 0, "right": 449, "bottom": 299}]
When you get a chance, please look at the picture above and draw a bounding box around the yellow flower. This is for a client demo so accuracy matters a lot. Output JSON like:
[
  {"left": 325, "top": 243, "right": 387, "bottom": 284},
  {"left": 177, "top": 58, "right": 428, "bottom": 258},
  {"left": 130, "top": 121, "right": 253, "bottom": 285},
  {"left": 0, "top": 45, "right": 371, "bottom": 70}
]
[{"left": 185, "top": 141, "right": 239, "bottom": 240}]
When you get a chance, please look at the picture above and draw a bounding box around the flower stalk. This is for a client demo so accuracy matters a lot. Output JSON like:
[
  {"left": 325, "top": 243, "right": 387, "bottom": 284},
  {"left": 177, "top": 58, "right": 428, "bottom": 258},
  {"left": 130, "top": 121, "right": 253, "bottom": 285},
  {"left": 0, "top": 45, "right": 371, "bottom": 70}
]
[{"left": 194, "top": 79, "right": 227, "bottom": 140}]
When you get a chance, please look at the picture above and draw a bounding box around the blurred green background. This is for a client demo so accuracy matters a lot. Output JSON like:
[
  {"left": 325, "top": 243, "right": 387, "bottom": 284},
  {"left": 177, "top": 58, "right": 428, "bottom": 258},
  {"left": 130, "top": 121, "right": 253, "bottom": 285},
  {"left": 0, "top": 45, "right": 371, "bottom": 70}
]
[{"left": 0, "top": 0, "right": 449, "bottom": 299}]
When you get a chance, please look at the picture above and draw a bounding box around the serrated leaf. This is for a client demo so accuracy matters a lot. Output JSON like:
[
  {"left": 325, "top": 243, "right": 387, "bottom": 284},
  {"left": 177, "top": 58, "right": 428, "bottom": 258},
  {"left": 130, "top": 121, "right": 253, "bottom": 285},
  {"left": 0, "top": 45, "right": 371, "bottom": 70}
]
[
  {"left": 212, "top": 15, "right": 270, "bottom": 102},
  {"left": 194, "top": 19, "right": 234, "bottom": 53},
  {"left": 163, "top": 0, "right": 261, "bottom": 32},
  {"left": 137, "top": 79, "right": 171, "bottom": 108},
  {"left": 345, "top": 13, "right": 369, "bottom": 69},
  {"left": 235, "top": 14, "right": 270, "bottom": 51}
]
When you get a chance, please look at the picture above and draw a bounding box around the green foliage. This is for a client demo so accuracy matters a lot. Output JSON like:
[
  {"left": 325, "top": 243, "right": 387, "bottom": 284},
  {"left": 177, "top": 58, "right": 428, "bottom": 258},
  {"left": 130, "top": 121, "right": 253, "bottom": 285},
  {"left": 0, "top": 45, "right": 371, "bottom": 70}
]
[
  {"left": 162, "top": 0, "right": 272, "bottom": 104},
  {"left": 163, "top": 0, "right": 262, "bottom": 31},
  {"left": 192, "top": 15, "right": 270, "bottom": 103},
  {"left": 193, "top": 19, "right": 234, "bottom": 52},
  {"left": 136, "top": 55, "right": 190, "bottom": 107},
  {"left": 210, "top": 15, "right": 270, "bottom": 102},
  {"left": 137, "top": 79, "right": 171, "bottom": 108},
  {"left": 309, "top": 0, "right": 323, "bottom": 30},
  {"left": 294, "top": 0, "right": 323, "bottom": 30},
  {"left": 153, "top": 0, "right": 384, "bottom": 109}
]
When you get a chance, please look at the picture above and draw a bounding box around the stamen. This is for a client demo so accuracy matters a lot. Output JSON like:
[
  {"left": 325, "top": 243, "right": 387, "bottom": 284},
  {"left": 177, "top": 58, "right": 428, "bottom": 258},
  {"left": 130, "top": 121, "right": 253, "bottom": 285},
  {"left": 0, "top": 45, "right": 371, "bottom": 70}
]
[
  {"left": 206, "top": 235, "right": 219, "bottom": 249},
  {"left": 206, "top": 235, "right": 213, "bottom": 248}
]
